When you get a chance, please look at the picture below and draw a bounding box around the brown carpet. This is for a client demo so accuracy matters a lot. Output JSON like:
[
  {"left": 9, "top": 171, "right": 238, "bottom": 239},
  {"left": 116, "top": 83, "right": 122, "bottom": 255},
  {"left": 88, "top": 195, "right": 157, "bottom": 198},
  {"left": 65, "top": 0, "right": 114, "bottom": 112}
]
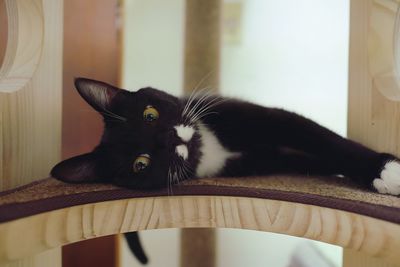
[{"left": 0, "top": 175, "right": 400, "bottom": 224}]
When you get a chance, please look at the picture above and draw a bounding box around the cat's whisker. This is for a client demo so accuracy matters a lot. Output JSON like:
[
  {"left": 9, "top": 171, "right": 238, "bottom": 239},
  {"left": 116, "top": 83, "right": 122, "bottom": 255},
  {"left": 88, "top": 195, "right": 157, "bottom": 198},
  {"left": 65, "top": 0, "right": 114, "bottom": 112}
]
[
  {"left": 176, "top": 167, "right": 182, "bottom": 185},
  {"left": 180, "top": 163, "right": 192, "bottom": 182},
  {"left": 192, "top": 71, "right": 214, "bottom": 94},
  {"left": 189, "top": 96, "right": 226, "bottom": 123},
  {"left": 189, "top": 98, "right": 220, "bottom": 122},
  {"left": 100, "top": 110, "right": 127, "bottom": 122},
  {"left": 182, "top": 71, "right": 214, "bottom": 117},
  {"left": 176, "top": 157, "right": 193, "bottom": 184},
  {"left": 185, "top": 88, "right": 213, "bottom": 119},
  {"left": 184, "top": 87, "right": 213, "bottom": 115},
  {"left": 103, "top": 108, "right": 126, "bottom": 119},
  {"left": 188, "top": 93, "right": 220, "bottom": 118},
  {"left": 183, "top": 87, "right": 213, "bottom": 123},
  {"left": 184, "top": 92, "right": 216, "bottom": 125},
  {"left": 182, "top": 87, "right": 202, "bottom": 117},
  {"left": 189, "top": 98, "right": 227, "bottom": 122},
  {"left": 192, "top": 112, "right": 219, "bottom": 123},
  {"left": 182, "top": 87, "right": 205, "bottom": 117}
]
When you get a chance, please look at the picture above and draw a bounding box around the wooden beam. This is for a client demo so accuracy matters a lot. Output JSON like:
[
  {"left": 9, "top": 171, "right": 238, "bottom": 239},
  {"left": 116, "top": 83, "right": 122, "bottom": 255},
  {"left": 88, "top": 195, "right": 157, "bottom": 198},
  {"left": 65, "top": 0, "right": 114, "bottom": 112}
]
[{"left": 1, "top": 196, "right": 400, "bottom": 266}]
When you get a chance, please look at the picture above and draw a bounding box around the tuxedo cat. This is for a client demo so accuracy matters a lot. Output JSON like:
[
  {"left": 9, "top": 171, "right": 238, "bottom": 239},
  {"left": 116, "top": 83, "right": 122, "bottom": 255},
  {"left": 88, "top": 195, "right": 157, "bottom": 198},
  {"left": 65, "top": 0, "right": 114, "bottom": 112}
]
[
  {"left": 51, "top": 78, "right": 400, "bottom": 264},
  {"left": 52, "top": 78, "right": 400, "bottom": 195}
]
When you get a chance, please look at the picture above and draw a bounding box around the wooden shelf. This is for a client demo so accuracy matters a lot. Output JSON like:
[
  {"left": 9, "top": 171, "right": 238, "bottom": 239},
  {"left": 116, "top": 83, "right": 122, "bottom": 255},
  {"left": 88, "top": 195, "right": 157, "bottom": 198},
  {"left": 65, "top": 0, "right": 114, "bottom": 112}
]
[{"left": 1, "top": 176, "right": 400, "bottom": 265}]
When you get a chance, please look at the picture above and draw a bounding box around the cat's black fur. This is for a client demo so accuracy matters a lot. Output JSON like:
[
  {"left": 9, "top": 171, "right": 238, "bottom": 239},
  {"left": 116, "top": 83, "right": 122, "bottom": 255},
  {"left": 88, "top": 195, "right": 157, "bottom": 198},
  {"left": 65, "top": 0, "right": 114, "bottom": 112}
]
[{"left": 51, "top": 78, "right": 400, "bottom": 265}]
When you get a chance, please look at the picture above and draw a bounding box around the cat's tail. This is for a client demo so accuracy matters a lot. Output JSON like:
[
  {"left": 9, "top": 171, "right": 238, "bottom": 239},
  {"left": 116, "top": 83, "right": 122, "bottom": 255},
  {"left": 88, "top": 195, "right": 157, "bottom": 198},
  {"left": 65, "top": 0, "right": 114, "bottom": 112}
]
[{"left": 125, "top": 232, "right": 149, "bottom": 265}]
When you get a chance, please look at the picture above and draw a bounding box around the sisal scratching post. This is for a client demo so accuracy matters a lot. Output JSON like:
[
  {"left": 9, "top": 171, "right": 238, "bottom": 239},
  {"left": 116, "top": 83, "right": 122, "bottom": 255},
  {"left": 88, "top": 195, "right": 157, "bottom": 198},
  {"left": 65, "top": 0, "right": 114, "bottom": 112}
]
[
  {"left": 183, "top": 0, "right": 221, "bottom": 92},
  {"left": 181, "top": 1, "right": 221, "bottom": 267},
  {"left": 180, "top": 228, "right": 217, "bottom": 267}
]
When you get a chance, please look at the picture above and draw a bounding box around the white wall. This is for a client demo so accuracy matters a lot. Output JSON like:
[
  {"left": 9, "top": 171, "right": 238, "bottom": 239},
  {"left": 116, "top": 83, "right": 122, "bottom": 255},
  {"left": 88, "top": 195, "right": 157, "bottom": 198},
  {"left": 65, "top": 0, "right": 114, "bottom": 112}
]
[
  {"left": 121, "top": 0, "right": 348, "bottom": 266},
  {"left": 221, "top": 0, "right": 349, "bottom": 136},
  {"left": 121, "top": 0, "right": 185, "bottom": 95}
]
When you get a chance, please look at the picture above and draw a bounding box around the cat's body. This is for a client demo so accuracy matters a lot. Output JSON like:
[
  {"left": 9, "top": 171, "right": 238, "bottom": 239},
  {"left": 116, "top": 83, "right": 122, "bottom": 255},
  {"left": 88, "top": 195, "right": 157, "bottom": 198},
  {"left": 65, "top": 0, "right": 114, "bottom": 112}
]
[
  {"left": 51, "top": 78, "right": 400, "bottom": 264},
  {"left": 196, "top": 99, "right": 399, "bottom": 192}
]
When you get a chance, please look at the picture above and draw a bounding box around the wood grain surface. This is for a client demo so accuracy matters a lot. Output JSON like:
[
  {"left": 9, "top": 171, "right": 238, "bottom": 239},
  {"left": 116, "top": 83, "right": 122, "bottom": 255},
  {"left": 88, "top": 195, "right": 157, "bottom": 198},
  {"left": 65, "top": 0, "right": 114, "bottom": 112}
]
[
  {"left": 348, "top": 0, "right": 400, "bottom": 157},
  {"left": 346, "top": 0, "right": 400, "bottom": 266},
  {"left": 0, "top": 0, "right": 63, "bottom": 266},
  {"left": 0, "top": 196, "right": 400, "bottom": 266},
  {"left": 0, "top": 0, "right": 62, "bottom": 191},
  {"left": 0, "top": 0, "right": 7, "bottom": 67},
  {"left": 0, "top": 0, "right": 44, "bottom": 92}
]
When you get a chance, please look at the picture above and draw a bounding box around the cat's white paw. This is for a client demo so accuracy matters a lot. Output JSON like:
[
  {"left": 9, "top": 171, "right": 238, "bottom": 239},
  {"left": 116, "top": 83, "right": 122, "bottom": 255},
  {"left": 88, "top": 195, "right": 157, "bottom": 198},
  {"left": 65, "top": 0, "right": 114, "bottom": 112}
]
[{"left": 373, "top": 161, "right": 400, "bottom": 195}]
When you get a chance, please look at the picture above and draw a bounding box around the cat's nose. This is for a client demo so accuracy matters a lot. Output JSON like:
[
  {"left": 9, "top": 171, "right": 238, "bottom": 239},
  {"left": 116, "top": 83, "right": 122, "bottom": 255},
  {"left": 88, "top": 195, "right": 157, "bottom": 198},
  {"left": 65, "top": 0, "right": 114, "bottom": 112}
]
[{"left": 157, "top": 129, "right": 182, "bottom": 147}]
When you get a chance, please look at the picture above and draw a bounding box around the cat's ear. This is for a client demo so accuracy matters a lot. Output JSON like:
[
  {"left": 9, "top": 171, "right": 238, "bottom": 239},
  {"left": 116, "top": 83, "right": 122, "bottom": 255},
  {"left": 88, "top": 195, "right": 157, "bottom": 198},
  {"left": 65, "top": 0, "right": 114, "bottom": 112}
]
[
  {"left": 74, "top": 78, "right": 120, "bottom": 112},
  {"left": 51, "top": 153, "right": 102, "bottom": 183}
]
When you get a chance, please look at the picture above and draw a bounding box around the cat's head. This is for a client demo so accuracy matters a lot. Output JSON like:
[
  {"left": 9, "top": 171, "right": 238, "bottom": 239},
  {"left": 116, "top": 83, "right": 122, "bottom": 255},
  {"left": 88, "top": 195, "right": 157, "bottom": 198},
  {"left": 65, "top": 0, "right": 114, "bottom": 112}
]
[{"left": 51, "top": 78, "right": 201, "bottom": 189}]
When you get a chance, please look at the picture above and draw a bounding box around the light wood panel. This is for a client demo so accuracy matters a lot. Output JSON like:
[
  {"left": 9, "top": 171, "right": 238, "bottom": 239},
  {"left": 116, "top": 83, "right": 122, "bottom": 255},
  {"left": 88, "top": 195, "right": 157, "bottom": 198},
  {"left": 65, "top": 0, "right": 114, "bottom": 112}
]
[
  {"left": 0, "top": 0, "right": 44, "bottom": 93},
  {"left": 0, "top": 0, "right": 7, "bottom": 67},
  {"left": 347, "top": 0, "right": 400, "bottom": 266},
  {"left": 0, "top": 0, "right": 62, "bottom": 191},
  {"left": 0, "top": 0, "right": 63, "bottom": 266},
  {"left": 0, "top": 196, "right": 400, "bottom": 266},
  {"left": 348, "top": 0, "right": 400, "bottom": 156}
]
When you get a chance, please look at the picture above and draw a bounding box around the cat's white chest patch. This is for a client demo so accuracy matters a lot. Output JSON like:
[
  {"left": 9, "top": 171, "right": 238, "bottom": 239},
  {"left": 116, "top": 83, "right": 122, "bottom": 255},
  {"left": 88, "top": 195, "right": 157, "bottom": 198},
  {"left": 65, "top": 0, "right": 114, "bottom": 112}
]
[{"left": 196, "top": 123, "right": 240, "bottom": 177}]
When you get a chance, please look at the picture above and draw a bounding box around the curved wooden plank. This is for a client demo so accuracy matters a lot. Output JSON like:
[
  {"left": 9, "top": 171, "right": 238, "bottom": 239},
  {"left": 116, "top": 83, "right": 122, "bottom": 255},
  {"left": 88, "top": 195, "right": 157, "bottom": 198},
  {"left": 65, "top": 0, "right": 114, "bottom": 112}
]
[
  {"left": 0, "top": 195, "right": 399, "bottom": 265},
  {"left": 0, "top": 0, "right": 44, "bottom": 92}
]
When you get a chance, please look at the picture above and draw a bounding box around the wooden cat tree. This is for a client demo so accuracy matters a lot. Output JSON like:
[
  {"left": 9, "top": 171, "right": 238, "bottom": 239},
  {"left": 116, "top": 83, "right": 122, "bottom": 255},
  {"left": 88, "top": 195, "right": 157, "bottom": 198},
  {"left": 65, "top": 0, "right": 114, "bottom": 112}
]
[{"left": 0, "top": 0, "right": 400, "bottom": 267}]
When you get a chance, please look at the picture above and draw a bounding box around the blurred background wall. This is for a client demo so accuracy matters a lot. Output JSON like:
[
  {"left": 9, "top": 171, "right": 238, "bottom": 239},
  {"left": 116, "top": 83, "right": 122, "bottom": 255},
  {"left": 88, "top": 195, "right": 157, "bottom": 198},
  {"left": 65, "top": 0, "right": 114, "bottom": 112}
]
[
  {"left": 120, "top": 0, "right": 348, "bottom": 266},
  {"left": 62, "top": 1, "right": 120, "bottom": 266}
]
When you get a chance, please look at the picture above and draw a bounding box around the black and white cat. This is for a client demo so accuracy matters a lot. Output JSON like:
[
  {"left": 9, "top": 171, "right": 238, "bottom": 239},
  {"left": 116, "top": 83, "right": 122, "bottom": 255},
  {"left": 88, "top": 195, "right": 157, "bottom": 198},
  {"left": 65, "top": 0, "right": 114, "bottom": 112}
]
[
  {"left": 52, "top": 78, "right": 400, "bottom": 195},
  {"left": 51, "top": 78, "right": 400, "bottom": 264}
]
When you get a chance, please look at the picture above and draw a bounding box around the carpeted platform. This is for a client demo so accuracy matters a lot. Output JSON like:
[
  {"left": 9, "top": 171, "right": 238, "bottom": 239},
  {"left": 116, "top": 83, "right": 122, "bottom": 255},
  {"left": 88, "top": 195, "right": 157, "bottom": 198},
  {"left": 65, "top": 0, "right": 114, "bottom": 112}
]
[{"left": 0, "top": 175, "right": 400, "bottom": 224}]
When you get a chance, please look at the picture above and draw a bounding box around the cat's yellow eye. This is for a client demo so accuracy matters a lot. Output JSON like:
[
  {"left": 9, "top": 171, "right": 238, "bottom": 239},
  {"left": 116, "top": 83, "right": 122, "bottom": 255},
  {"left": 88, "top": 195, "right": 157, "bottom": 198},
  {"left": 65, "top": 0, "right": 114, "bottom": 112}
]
[
  {"left": 133, "top": 154, "right": 151, "bottom": 173},
  {"left": 143, "top": 105, "right": 159, "bottom": 122}
]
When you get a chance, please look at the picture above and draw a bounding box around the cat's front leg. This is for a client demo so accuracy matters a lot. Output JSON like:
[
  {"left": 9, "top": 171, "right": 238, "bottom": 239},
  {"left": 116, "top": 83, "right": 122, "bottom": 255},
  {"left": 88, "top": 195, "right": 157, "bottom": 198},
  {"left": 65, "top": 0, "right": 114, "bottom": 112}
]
[{"left": 373, "top": 158, "right": 400, "bottom": 195}]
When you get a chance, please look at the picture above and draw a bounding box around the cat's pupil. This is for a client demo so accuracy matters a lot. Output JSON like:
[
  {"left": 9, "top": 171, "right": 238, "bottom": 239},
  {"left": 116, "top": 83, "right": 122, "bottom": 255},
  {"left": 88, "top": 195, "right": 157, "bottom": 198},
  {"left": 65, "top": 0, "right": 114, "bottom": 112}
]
[
  {"left": 136, "top": 162, "right": 146, "bottom": 170},
  {"left": 146, "top": 114, "right": 155, "bottom": 121}
]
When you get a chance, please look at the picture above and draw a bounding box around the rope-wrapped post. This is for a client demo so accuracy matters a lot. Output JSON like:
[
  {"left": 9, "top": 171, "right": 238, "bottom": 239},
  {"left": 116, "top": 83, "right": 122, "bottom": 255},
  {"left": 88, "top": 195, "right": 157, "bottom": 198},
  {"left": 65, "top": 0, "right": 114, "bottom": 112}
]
[
  {"left": 181, "top": 1, "right": 221, "bottom": 267},
  {"left": 183, "top": 0, "right": 221, "bottom": 92}
]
